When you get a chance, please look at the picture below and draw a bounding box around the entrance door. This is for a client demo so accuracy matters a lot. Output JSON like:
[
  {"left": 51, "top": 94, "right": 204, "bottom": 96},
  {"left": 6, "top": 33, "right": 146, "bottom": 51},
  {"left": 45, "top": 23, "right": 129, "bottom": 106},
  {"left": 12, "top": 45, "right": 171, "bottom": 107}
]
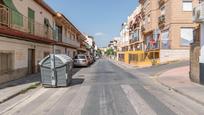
[
  {"left": 28, "top": 49, "right": 35, "bottom": 74},
  {"left": 28, "top": 8, "right": 35, "bottom": 34}
]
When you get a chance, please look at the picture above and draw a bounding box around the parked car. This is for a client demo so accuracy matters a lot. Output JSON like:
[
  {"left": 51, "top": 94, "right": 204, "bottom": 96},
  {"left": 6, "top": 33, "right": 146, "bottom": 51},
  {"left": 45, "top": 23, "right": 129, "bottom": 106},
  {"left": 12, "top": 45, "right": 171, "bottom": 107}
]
[{"left": 73, "top": 54, "right": 89, "bottom": 67}]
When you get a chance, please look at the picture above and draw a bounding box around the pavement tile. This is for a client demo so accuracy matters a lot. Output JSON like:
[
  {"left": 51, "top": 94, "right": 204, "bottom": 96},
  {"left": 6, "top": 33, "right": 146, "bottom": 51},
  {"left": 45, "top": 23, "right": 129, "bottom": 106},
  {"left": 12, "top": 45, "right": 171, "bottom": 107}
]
[
  {"left": 0, "top": 74, "right": 40, "bottom": 104},
  {"left": 158, "top": 66, "right": 204, "bottom": 105}
]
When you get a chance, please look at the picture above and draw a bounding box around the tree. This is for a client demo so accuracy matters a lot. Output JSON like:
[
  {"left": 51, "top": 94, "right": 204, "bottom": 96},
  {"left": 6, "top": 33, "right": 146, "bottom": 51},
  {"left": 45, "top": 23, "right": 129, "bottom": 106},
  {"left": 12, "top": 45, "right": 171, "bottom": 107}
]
[{"left": 105, "top": 48, "right": 115, "bottom": 56}]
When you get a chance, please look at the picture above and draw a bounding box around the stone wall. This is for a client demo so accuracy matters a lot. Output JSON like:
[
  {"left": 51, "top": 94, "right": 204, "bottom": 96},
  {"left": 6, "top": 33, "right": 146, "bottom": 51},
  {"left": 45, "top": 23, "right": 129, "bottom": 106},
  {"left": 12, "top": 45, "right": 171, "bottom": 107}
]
[
  {"left": 160, "top": 49, "right": 190, "bottom": 63},
  {"left": 190, "top": 43, "right": 200, "bottom": 83}
]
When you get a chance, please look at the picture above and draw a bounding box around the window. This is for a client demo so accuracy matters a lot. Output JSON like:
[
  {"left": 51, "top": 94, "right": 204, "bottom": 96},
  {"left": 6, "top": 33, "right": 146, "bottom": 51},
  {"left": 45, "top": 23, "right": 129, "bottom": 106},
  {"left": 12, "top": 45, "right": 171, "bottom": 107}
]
[
  {"left": 180, "top": 28, "right": 193, "bottom": 46},
  {"left": 182, "top": 0, "right": 192, "bottom": 11},
  {"left": 160, "top": 6, "right": 165, "bottom": 15},
  {"left": 161, "top": 30, "right": 170, "bottom": 49},
  {"left": 0, "top": 53, "right": 13, "bottom": 74},
  {"left": 55, "top": 25, "right": 62, "bottom": 42},
  {"left": 147, "top": 14, "right": 150, "bottom": 23}
]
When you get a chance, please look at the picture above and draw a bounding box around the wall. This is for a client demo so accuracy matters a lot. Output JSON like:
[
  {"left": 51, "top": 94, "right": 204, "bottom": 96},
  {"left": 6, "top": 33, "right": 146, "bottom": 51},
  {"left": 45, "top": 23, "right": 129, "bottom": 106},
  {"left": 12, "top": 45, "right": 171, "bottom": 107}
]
[
  {"left": 13, "top": 0, "right": 55, "bottom": 28},
  {"left": 190, "top": 43, "right": 200, "bottom": 83},
  {"left": 0, "top": 36, "right": 52, "bottom": 84},
  {"left": 166, "top": 0, "right": 198, "bottom": 49},
  {"left": 160, "top": 49, "right": 190, "bottom": 63}
]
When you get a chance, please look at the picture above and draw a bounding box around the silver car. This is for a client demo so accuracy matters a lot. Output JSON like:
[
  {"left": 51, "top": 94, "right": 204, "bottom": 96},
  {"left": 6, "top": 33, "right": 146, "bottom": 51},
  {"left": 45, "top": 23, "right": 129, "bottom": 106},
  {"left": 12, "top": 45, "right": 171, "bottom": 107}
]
[{"left": 74, "top": 54, "right": 89, "bottom": 67}]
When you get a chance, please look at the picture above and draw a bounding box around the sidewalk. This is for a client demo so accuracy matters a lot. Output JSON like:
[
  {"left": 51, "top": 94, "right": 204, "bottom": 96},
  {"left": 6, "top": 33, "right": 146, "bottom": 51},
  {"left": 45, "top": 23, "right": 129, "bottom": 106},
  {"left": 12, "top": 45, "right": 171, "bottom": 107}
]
[
  {"left": 157, "top": 66, "right": 204, "bottom": 105},
  {"left": 0, "top": 74, "right": 40, "bottom": 104}
]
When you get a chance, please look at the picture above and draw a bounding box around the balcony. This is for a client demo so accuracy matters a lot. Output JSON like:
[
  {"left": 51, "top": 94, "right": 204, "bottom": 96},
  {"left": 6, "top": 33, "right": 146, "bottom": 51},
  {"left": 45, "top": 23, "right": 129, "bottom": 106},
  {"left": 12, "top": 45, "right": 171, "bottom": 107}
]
[
  {"left": 64, "top": 37, "right": 80, "bottom": 48},
  {"left": 139, "top": 0, "right": 146, "bottom": 4},
  {"left": 158, "top": 0, "right": 165, "bottom": 8},
  {"left": 141, "top": 8, "right": 145, "bottom": 19},
  {"left": 158, "top": 15, "right": 165, "bottom": 30},
  {"left": 141, "top": 25, "right": 145, "bottom": 32},
  {"left": 145, "top": 40, "right": 160, "bottom": 51},
  {"left": 0, "top": 4, "right": 55, "bottom": 42},
  {"left": 129, "top": 39, "right": 139, "bottom": 44}
]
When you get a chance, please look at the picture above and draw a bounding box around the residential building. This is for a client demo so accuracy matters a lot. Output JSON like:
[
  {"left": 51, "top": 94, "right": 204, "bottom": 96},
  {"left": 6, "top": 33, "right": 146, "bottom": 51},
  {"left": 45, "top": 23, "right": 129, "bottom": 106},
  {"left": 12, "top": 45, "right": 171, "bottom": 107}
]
[
  {"left": 84, "top": 35, "right": 96, "bottom": 56},
  {"left": 117, "top": 0, "right": 199, "bottom": 66},
  {"left": 108, "top": 39, "right": 118, "bottom": 52},
  {"left": 54, "top": 13, "right": 86, "bottom": 58},
  {"left": 0, "top": 0, "right": 86, "bottom": 84},
  {"left": 154, "top": 0, "right": 199, "bottom": 63},
  {"left": 120, "top": 22, "right": 130, "bottom": 51}
]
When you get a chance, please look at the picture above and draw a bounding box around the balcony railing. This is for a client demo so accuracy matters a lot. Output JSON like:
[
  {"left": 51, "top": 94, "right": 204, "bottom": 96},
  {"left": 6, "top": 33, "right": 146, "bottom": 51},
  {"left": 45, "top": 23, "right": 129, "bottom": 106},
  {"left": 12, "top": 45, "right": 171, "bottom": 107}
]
[
  {"left": 158, "top": 0, "right": 165, "bottom": 8},
  {"left": 141, "top": 25, "right": 145, "bottom": 32},
  {"left": 0, "top": 4, "right": 55, "bottom": 40},
  {"left": 145, "top": 40, "right": 160, "bottom": 51},
  {"left": 139, "top": 0, "right": 146, "bottom": 4},
  {"left": 158, "top": 15, "right": 165, "bottom": 30}
]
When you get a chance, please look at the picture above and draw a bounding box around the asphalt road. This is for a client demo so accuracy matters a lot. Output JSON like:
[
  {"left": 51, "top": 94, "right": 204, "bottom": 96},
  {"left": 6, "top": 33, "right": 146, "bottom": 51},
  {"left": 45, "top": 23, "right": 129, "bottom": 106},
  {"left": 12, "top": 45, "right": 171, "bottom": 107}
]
[{"left": 0, "top": 59, "right": 204, "bottom": 115}]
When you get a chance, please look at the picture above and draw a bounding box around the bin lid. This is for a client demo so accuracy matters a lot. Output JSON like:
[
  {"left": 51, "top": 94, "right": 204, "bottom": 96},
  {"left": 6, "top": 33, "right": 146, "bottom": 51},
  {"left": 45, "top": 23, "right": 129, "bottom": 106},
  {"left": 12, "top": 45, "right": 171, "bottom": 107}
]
[{"left": 39, "top": 54, "right": 73, "bottom": 68}]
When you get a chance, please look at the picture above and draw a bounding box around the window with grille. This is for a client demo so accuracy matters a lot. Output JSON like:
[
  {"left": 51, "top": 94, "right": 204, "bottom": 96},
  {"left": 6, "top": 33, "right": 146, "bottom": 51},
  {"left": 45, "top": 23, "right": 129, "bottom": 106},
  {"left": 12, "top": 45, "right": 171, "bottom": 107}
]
[{"left": 0, "top": 52, "right": 13, "bottom": 74}]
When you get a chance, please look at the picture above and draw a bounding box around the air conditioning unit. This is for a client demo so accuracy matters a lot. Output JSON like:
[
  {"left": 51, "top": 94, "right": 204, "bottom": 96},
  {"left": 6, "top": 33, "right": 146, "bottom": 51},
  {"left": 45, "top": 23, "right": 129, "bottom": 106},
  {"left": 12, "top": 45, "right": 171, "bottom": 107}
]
[{"left": 193, "top": 2, "right": 204, "bottom": 23}]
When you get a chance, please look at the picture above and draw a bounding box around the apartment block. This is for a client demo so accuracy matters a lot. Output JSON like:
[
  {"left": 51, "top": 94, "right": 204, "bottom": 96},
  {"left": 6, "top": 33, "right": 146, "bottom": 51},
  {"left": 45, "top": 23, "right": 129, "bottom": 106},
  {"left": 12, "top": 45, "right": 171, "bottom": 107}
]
[
  {"left": 0, "top": 0, "right": 87, "bottom": 84},
  {"left": 117, "top": 0, "right": 199, "bottom": 66}
]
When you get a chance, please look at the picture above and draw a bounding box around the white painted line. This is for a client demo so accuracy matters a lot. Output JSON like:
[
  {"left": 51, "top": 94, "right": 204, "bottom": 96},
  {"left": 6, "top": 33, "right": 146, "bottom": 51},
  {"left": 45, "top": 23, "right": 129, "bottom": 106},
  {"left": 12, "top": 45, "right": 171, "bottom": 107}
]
[
  {"left": 121, "top": 85, "right": 157, "bottom": 115},
  {"left": 65, "top": 86, "right": 90, "bottom": 115},
  {"left": 99, "top": 87, "right": 108, "bottom": 115},
  {"left": 2, "top": 88, "right": 48, "bottom": 115},
  {"left": 30, "top": 88, "right": 69, "bottom": 115}
]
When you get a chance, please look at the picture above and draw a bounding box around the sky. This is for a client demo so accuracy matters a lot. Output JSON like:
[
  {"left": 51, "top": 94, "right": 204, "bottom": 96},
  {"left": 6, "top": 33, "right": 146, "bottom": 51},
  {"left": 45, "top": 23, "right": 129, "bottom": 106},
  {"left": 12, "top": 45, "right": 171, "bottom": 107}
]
[{"left": 45, "top": 0, "right": 138, "bottom": 47}]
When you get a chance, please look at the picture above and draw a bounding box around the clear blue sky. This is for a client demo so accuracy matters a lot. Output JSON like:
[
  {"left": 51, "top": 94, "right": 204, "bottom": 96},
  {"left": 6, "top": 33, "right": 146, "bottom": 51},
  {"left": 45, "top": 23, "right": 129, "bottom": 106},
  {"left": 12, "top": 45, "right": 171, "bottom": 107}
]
[{"left": 45, "top": 0, "right": 138, "bottom": 47}]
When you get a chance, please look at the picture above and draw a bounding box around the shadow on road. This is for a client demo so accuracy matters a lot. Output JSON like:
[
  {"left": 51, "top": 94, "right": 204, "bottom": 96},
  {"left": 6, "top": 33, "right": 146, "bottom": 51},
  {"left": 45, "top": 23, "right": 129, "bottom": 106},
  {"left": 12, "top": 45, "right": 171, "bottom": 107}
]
[
  {"left": 0, "top": 74, "right": 40, "bottom": 89},
  {"left": 70, "top": 78, "right": 84, "bottom": 86},
  {"left": 0, "top": 67, "right": 85, "bottom": 89}
]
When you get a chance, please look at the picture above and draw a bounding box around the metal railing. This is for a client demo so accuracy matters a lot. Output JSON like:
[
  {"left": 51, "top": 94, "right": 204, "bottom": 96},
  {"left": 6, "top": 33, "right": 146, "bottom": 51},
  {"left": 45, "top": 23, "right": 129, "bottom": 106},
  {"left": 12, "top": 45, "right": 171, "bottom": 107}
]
[
  {"left": 0, "top": 4, "right": 55, "bottom": 40},
  {"left": 145, "top": 40, "right": 160, "bottom": 51}
]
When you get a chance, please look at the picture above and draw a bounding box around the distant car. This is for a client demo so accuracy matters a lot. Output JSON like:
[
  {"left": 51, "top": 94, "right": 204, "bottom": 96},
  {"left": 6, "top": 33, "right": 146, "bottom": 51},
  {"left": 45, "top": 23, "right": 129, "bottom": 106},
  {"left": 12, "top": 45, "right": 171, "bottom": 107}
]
[
  {"left": 95, "top": 56, "right": 100, "bottom": 60},
  {"left": 73, "top": 54, "right": 89, "bottom": 67}
]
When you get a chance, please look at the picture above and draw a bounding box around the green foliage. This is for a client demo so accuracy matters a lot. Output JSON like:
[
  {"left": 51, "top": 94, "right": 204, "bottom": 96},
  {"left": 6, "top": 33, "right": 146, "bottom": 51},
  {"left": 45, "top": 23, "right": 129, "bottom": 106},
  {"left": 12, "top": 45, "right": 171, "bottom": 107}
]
[
  {"left": 105, "top": 48, "right": 115, "bottom": 56},
  {"left": 96, "top": 49, "right": 102, "bottom": 56}
]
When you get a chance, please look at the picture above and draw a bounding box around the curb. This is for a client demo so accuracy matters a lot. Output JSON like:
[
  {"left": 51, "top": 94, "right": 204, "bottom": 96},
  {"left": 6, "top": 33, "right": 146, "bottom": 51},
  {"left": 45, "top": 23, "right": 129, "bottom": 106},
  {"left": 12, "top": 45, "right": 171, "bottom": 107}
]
[
  {"left": 0, "top": 82, "right": 40, "bottom": 104},
  {"left": 110, "top": 59, "right": 204, "bottom": 106},
  {"left": 156, "top": 79, "right": 204, "bottom": 106},
  {"left": 155, "top": 69, "right": 204, "bottom": 106}
]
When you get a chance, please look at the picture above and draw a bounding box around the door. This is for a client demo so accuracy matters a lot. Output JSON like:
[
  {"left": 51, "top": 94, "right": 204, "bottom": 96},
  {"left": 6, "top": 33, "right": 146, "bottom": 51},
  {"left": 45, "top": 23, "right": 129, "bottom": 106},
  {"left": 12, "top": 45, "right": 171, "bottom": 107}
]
[
  {"left": 28, "top": 49, "right": 35, "bottom": 74},
  {"left": 28, "top": 8, "right": 35, "bottom": 34}
]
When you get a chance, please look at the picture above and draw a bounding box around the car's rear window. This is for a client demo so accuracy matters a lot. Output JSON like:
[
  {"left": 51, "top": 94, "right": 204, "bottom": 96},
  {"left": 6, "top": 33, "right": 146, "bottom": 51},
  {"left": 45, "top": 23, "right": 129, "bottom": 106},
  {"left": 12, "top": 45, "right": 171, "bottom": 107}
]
[{"left": 78, "top": 56, "right": 86, "bottom": 59}]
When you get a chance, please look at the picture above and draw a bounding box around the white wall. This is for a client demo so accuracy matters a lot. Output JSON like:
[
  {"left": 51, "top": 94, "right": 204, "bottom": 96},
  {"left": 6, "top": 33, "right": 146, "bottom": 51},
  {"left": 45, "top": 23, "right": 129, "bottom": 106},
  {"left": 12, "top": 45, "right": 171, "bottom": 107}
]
[
  {"left": 0, "top": 36, "right": 52, "bottom": 69},
  {"left": 13, "top": 0, "right": 55, "bottom": 28},
  {"left": 160, "top": 49, "right": 190, "bottom": 63}
]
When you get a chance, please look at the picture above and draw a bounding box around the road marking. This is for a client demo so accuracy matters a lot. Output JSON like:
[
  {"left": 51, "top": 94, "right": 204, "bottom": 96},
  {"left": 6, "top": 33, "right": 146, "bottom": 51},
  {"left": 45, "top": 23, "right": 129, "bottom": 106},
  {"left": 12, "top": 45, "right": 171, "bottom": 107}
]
[
  {"left": 30, "top": 88, "right": 69, "bottom": 115},
  {"left": 65, "top": 86, "right": 90, "bottom": 115},
  {"left": 121, "top": 85, "right": 157, "bottom": 115},
  {"left": 2, "top": 88, "right": 48, "bottom": 115},
  {"left": 99, "top": 87, "right": 108, "bottom": 115}
]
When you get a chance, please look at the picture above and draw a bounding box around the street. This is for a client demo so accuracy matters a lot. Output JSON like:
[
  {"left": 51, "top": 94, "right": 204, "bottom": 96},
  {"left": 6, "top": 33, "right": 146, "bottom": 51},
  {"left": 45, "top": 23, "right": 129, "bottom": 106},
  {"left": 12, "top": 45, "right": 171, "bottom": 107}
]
[{"left": 0, "top": 59, "right": 204, "bottom": 115}]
